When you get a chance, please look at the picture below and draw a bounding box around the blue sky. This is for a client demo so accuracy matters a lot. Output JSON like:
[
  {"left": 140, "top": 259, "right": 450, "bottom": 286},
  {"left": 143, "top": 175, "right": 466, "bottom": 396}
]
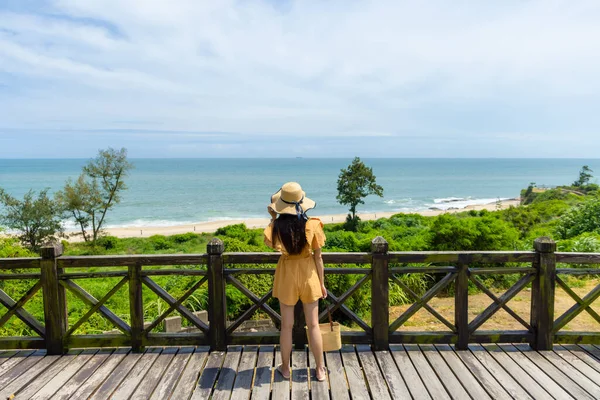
[{"left": 1, "top": 0, "right": 600, "bottom": 158}]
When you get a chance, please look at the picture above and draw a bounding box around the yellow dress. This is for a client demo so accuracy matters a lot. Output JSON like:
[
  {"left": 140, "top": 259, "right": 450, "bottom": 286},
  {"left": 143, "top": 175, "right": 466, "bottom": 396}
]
[{"left": 263, "top": 218, "right": 326, "bottom": 306}]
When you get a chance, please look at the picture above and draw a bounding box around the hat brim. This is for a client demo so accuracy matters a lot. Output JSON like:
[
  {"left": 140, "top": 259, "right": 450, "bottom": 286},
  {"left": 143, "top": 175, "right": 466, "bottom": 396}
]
[{"left": 270, "top": 190, "right": 316, "bottom": 215}]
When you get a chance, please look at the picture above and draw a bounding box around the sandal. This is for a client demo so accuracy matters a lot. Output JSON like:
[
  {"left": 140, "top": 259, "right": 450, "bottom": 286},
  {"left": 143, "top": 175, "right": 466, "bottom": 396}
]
[
  {"left": 276, "top": 364, "right": 290, "bottom": 380},
  {"left": 315, "top": 366, "right": 327, "bottom": 382}
]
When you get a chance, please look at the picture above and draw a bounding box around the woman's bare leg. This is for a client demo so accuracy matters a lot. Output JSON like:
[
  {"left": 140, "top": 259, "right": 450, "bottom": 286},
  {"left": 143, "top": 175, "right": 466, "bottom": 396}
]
[
  {"left": 303, "top": 300, "right": 326, "bottom": 379},
  {"left": 279, "top": 302, "right": 295, "bottom": 377}
]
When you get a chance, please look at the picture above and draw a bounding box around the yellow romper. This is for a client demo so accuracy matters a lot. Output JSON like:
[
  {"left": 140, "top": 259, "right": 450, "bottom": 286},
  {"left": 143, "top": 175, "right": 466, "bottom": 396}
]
[{"left": 263, "top": 218, "right": 326, "bottom": 306}]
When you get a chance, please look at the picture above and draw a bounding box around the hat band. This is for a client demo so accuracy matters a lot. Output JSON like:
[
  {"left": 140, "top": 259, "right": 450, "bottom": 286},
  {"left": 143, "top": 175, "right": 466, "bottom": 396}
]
[{"left": 280, "top": 195, "right": 308, "bottom": 220}]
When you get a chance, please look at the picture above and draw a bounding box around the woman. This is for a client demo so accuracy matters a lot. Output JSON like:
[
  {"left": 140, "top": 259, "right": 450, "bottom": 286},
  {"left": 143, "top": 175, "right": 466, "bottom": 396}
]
[{"left": 264, "top": 182, "right": 327, "bottom": 381}]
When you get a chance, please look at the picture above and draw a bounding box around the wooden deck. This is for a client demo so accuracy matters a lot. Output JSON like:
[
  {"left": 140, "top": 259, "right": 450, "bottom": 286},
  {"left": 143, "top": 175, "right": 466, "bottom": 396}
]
[{"left": 1, "top": 344, "right": 600, "bottom": 399}]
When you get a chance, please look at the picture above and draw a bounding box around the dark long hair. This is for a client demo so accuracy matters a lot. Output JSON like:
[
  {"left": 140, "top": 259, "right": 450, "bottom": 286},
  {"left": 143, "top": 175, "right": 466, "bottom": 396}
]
[{"left": 272, "top": 214, "right": 307, "bottom": 255}]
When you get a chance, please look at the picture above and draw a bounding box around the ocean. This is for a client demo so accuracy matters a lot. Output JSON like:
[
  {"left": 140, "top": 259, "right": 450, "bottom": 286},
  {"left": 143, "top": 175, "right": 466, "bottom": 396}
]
[{"left": 0, "top": 158, "right": 598, "bottom": 228}]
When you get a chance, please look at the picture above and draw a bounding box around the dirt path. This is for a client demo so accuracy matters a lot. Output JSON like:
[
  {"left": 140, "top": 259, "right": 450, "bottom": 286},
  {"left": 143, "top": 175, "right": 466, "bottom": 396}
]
[{"left": 390, "top": 278, "right": 600, "bottom": 332}]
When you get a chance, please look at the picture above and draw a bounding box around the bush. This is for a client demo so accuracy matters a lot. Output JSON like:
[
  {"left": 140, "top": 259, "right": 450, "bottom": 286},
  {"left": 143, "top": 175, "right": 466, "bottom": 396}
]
[
  {"left": 0, "top": 236, "right": 35, "bottom": 258},
  {"left": 556, "top": 198, "right": 600, "bottom": 239},
  {"left": 171, "top": 232, "right": 198, "bottom": 243},
  {"left": 430, "top": 214, "right": 519, "bottom": 251},
  {"left": 149, "top": 235, "right": 170, "bottom": 250},
  {"left": 215, "top": 224, "right": 249, "bottom": 240},
  {"left": 97, "top": 235, "right": 119, "bottom": 250},
  {"left": 324, "top": 231, "right": 361, "bottom": 252}
]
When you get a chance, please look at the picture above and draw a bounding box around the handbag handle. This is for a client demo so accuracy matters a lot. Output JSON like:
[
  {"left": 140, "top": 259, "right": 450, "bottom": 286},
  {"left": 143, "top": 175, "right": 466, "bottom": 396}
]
[{"left": 327, "top": 307, "right": 334, "bottom": 332}]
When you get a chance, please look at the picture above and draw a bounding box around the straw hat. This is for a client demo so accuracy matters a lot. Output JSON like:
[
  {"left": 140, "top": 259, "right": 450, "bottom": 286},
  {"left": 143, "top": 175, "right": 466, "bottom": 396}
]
[{"left": 270, "top": 182, "right": 316, "bottom": 216}]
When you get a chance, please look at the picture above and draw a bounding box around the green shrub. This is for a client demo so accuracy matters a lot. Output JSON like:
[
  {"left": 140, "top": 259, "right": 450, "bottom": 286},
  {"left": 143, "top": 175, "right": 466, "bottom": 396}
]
[
  {"left": 97, "top": 235, "right": 119, "bottom": 250},
  {"left": 556, "top": 198, "right": 600, "bottom": 239},
  {"left": 430, "top": 214, "right": 519, "bottom": 251},
  {"left": 215, "top": 223, "right": 249, "bottom": 240},
  {"left": 149, "top": 235, "right": 170, "bottom": 250},
  {"left": 171, "top": 232, "right": 198, "bottom": 243}
]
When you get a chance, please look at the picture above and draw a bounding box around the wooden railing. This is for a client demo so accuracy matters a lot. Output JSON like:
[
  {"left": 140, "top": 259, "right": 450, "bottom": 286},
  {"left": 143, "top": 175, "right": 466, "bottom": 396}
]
[{"left": 0, "top": 236, "right": 599, "bottom": 355}]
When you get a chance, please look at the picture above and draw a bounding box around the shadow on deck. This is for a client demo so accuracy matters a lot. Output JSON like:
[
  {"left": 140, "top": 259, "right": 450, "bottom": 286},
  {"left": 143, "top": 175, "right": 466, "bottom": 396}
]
[{"left": 1, "top": 344, "right": 600, "bottom": 399}]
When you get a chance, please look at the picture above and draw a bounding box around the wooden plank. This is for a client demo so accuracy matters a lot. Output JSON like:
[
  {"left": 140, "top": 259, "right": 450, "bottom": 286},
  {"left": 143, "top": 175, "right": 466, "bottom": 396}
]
[
  {"left": 0, "top": 350, "right": 45, "bottom": 391},
  {"left": 58, "top": 253, "right": 208, "bottom": 267},
  {"left": 0, "top": 350, "right": 19, "bottom": 367},
  {"left": 28, "top": 348, "right": 98, "bottom": 399},
  {"left": 0, "top": 257, "right": 41, "bottom": 268},
  {"left": 0, "top": 349, "right": 34, "bottom": 378},
  {"left": 404, "top": 344, "right": 450, "bottom": 400},
  {"left": 373, "top": 349, "right": 411, "bottom": 399},
  {"left": 461, "top": 344, "right": 525, "bottom": 400},
  {"left": 67, "top": 333, "right": 130, "bottom": 348},
  {"left": 88, "top": 349, "right": 146, "bottom": 399},
  {"left": 272, "top": 346, "right": 290, "bottom": 400},
  {"left": 455, "top": 262, "right": 469, "bottom": 349},
  {"left": 579, "top": 344, "right": 600, "bottom": 361},
  {"left": 419, "top": 344, "right": 470, "bottom": 399},
  {"left": 434, "top": 345, "right": 493, "bottom": 400},
  {"left": 560, "top": 344, "right": 600, "bottom": 374},
  {"left": 371, "top": 239, "right": 389, "bottom": 350},
  {"left": 190, "top": 350, "right": 226, "bottom": 400},
  {"left": 110, "top": 347, "right": 163, "bottom": 400},
  {"left": 0, "top": 353, "right": 61, "bottom": 399},
  {"left": 340, "top": 345, "right": 370, "bottom": 400},
  {"left": 325, "top": 350, "right": 350, "bottom": 400},
  {"left": 169, "top": 347, "right": 210, "bottom": 400},
  {"left": 212, "top": 346, "right": 243, "bottom": 400},
  {"left": 67, "top": 348, "right": 131, "bottom": 400},
  {"left": 291, "top": 349, "right": 309, "bottom": 400},
  {"left": 308, "top": 349, "right": 330, "bottom": 400},
  {"left": 9, "top": 350, "right": 81, "bottom": 399},
  {"left": 548, "top": 346, "right": 600, "bottom": 396},
  {"left": 129, "top": 263, "right": 144, "bottom": 352},
  {"left": 50, "top": 348, "right": 113, "bottom": 400},
  {"left": 389, "top": 251, "right": 534, "bottom": 264},
  {"left": 389, "top": 345, "right": 431, "bottom": 400},
  {"left": 511, "top": 344, "right": 597, "bottom": 399},
  {"left": 480, "top": 344, "right": 550, "bottom": 400},
  {"left": 0, "top": 337, "right": 45, "bottom": 349},
  {"left": 251, "top": 345, "right": 274, "bottom": 400},
  {"left": 555, "top": 332, "right": 600, "bottom": 344},
  {"left": 130, "top": 346, "right": 179, "bottom": 399},
  {"left": 355, "top": 345, "right": 391, "bottom": 399},
  {"left": 556, "top": 252, "right": 600, "bottom": 264},
  {"left": 230, "top": 345, "right": 258, "bottom": 400},
  {"left": 492, "top": 344, "right": 572, "bottom": 400},
  {"left": 149, "top": 347, "right": 194, "bottom": 400},
  {"left": 224, "top": 252, "right": 371, "bottom": 264}
]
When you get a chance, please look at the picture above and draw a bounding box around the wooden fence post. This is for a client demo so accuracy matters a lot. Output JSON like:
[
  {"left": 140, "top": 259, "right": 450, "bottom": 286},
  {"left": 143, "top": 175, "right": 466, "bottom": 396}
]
[
  {"left": 128, "top": 262, "right": 144, "bottom": 353},
  {"left": 531, "top": 237, "right": 556, "bottom": 350},
  {"left": 41, "top": 244, "right": 66, "bottom": 355},
  {"left": 371, "top": 236, "right": 389, "bottom": 350},
  {"left": 208, "top": 238, "right": 226, "bottom": 351},
  {"left": 292, "top": 302, "right": 306, "bottom": 349},
  {"left": 455, "top": 256, "right": 470, "bottom": 350}
]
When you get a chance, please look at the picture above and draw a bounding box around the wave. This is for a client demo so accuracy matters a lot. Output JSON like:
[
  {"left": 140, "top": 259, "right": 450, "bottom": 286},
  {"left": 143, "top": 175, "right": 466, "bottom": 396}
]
[
  {"left": 427, "top": 197, "right": 510, "bottom": 211},
  {"left": 104, "top": 219, "right": 199, "bottom": 228},
  {"left": 433, "top": 197, "right": 470, "bottom": 204}
]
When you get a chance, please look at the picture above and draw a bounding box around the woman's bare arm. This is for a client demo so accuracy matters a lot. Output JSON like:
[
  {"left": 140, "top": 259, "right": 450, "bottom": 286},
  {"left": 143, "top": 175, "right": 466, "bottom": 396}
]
[{"left": 313, "top": 248, "right": 327, "bottom": 298}]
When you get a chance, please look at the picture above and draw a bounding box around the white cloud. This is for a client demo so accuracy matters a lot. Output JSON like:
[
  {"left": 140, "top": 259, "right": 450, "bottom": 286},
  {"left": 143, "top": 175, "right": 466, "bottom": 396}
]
[{"left": 1, "top": 0, "right": 600, "bottom": 156}]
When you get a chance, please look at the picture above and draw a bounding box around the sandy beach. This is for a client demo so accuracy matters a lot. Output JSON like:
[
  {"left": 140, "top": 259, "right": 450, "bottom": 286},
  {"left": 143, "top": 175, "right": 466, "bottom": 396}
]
[{"left": 63, "top": 199, "right": 520, "bottom": 240}]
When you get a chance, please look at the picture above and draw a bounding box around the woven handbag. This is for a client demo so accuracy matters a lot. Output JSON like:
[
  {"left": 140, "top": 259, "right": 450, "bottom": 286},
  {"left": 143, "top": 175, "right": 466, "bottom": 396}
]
[{"left": 306, "top": 308, "right": 341, "bottom": 352}]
